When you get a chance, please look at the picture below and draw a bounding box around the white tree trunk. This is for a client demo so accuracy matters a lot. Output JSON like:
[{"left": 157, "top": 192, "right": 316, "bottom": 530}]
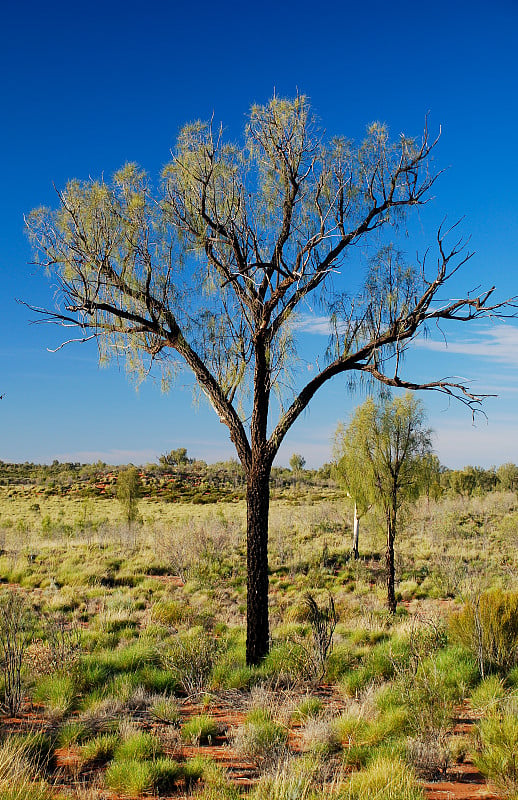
[{"left": 352, "top": 502, "right": 360, "bottom": 559}]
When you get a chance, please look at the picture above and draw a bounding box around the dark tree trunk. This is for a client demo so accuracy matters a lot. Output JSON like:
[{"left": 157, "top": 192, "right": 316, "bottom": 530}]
[
  {"left": 246, "top": 467, "right": 271, "bottom": 665},
  {"left": 386, "top": 493, "right": 397, "bottom": 614}
]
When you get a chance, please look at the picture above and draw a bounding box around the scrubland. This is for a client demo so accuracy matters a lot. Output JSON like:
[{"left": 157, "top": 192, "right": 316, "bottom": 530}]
[{"left": 0, "top": 480, "right": 517, "bottom": 799}]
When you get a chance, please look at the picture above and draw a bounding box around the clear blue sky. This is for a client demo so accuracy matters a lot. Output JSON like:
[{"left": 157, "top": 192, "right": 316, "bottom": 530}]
[{"left": 1, "top": 0, "right": 517, "bottom": 468}]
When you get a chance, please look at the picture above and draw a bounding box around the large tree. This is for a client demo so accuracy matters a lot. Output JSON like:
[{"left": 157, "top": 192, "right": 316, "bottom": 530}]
[
  {"left": 26, "top": 96, "right": 505, "bottom": 664},
  {"left": 334, "top": 394, "right": 432, "bottom": 612}
]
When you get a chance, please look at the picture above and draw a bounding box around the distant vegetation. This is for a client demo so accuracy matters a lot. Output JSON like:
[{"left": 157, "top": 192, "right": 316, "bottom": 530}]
[{"left": 1, "top": 455, "right": 517, "bottom": 501}]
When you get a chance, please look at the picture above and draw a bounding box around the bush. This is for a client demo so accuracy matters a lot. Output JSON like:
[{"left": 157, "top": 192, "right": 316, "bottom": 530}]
[
  {"left": 149, "top": 694, "right": 180, "bottom": 724},
  {"left": 79, "top": 732, "right": 120, "bottom": 767},
  {"left": 32, "top": 673, "right": 77, "bottom": 718},
  {"left": 475, "top": 712, "right": 518, "bottom": 797},
  {"left": 405, "top": 736, "right": 451, "bottom": 780},
  {"left": 0, "top": 737, "right": 55, "bottom": 800},
  {"left": 450, "top": 590, "right": 518, "bottom": 675},
  {"left": 470, "top": 675, "right": 507, "bottom": 715},
  {"left": 181, "top": 714, "right": 218, "bottom": 745},
  {"left": 345, "top": 755, "right": 424, "bottom": 800},
  {"left": 105, "top": 757, "right": 181, "bottom": 796},
  {"left": 165, "top": 628, "right": 219, "bottom": 694},
  {"left": 0, "top": 591, "right": 33, "bottom": 715},
  {"left": 232, "top": 708, "right": 288, "bottom": 766},
  {"left": 250, "top": 756, "right": 319, "bottom": 800},
  {"left": 292, "top": 696, "right": 324, "bottom": 722},
  {"left": 114, "top": 731, "right": 162, "bottom": 761}
]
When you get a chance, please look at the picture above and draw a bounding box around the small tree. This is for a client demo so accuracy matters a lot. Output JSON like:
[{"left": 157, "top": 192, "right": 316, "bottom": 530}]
[
  {"left": 333, "top": 422, "right": 375, "bottom": 559},
  {"left": 289, "top": 453, "right": 306, "bottom": 473},
  {"left": 335, "top": 394, "right": 432, "bottom": 612},
  {"left": 159, "top": 448, "right": 191, "bottom": 468},
  {"left": 497, "top": 463, "right": 518, "bottom": 493},
  {"left": 117, "top": 467, "right": 142, "bottom": 527},
  {"left": 0, "top": 591, "right": 32, "bottom": 715}
]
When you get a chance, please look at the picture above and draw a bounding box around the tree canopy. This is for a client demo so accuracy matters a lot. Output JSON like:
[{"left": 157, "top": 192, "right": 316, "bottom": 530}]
[{"left": 26, "top": 96, "right": 507, "bottom": 663}]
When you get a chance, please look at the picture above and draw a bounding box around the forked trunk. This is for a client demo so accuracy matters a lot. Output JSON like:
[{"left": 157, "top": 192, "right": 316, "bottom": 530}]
[{"left": 246, "top": 468, "right": 271, "bottom": 665}]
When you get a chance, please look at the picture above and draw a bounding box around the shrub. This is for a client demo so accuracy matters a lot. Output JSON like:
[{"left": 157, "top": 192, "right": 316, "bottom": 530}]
[
  {"left": 14, "top": 731, "right": 56, "bottom": 771},
  {"left": 450, "top": 590, "right": 518, "bottom": 675},
  {"left": 300, "top": 714, "right": 341, "bottom": 758},
  {"left": 105, "top": 758, "right": 173, "bottom": 796},
  {"left": 182, "top": 755, "right": 210, "bottom": 790},
  {"left": 149, "top": 694, "right": 180, "bottom": 725},
  {"left": 474, "top": 712, "right": 518, "bottom": 797},
  {"left": 250, "top": 756, "right": 319, "bottom": 800},
  {"left": 32, "top": 673, "right": 77, "bottom": 718},
  {"left": 79, "top": 732, "right": 120, "bottom": 767},
  {"left": 114, "top": 731, "right": 162, "bottom": 761},
  {"left": 293, "top": 696, "right": 324, "bottom": 722},
  {"left": 0, "top": 591, "right": 33, "bottom": 715},
  {"left": 470, "top": 675, "right": 507, "bottom": 715},
  {"left": 165, "top": 628, "right": 219, "bottom": 694},
  {"left": 345, "top": 755, "right": 424, "bottom": 800},
  {"left": 0, "top": 737, "right": 55, "bottom": 800},
  {"left": 181, "top": 714, "right": 218, "bottom": 745},
  {"left": 150, "top": 758, "right": 183, "bottom": 793},
  {"left": 232, "top": 708, "right": 288, "bottom": 766},
  {"left": 405, "top": 736, "right": 451, "bottom": 780}
]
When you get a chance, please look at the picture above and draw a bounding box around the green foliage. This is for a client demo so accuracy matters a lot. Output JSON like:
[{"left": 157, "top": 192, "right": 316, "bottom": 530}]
[
  {"left": 32, "top": 673, "right": 77, "bottom": 718},
  {"left": 450, "top": 590, "right": 518, "bottom": 675},
  {"left": 114, "top": 731, "right": 162, "bottom": 761},
  {"left": 232, "top": 708, "right": 288, "bottom": 764},
  {"left": 105, "top": 757, "right": 181, "bottom": 796},
  {"left": 250, "top": 756, "right": 319, "bottom": 800},
  {"left": 333, "top": 394, "right": 432, "bottom": 611},
  {"left": 344, "top": 755, "right": 424, "bottom": 800},
  {"left": 181, "top": 714, "right": 218, "bottom": 745},
  {"left": 165, "top": 628, "right": 219, "bottom": 693},
  {"left": 79, "top": 732, "right": 120, "bottom": 767},
  {"left": 289, "top": 454, "right": 306, "bottom": 473},
  {"left": 116, "top": 467, "right": 142, "bottom": 526},
  {"left": 470, "top": 675, "right": 507, "bottom": 715},
  {"left": 159, "top": 448, "right": 191, "bottom": 467},
  {"left": 497, "top": 463, "right": 518, "bottom": 492},
  {"left": 293, "top": 696, "right": 324, "bottom": 721},
  {"left": 0, "top": 590, "right": 33, "bottom": 715},
  {"left": 475, "top": 711, "right": 518, "bottom": 797},
  {"left": 148, "top": 694, "right": 180, "bottom": 724}
]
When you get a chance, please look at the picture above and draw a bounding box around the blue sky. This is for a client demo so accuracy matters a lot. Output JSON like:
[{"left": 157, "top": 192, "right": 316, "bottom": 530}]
[{"left": 1, "top": 0, "right": 517, "bottom": 468}]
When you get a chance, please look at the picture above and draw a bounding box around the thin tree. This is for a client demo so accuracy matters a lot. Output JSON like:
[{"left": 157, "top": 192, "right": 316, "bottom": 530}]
[
  {"left": 117, "top": 466, "right": 142, "bottom": 527},
  {"left": 333, "top": 421, "right": 374, "bottom": 559},
  {"left": 335, "top": 394, "right": 432, "bottom": 612},
  {"left": 26, "top": 96, "right": 507, "bottom": 664}
]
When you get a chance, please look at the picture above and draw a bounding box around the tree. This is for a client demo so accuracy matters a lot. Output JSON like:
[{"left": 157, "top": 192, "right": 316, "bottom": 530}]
[
  {"left": 26, "top": 96, "right": 506, "bottom": 664},
  {"left": 333, "top": 421, "right": 375, "bottom": 559},
  {"left": 117, "top": 467, "right": 142, "bottom": 526},
  {"left": 159, "top": 447, "right": 191, "bottom": 468},
  {"left": 497, "top": 463, "right": 518, "bottom": 492},
  {"left": 335, "top": 394, "right": 432, "bottom": 612},
  {"left": 289, "top": 453, "right": 306, "bottom": 473}
]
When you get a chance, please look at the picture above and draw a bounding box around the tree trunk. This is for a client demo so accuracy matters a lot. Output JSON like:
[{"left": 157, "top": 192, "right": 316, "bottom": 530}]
[
  {"left": 386, "top": 503, "right": 397, "bottom": 614},
  {"left": 352, "top": 503, "right": 360, "bottom": 559},
  {"left": 246, "top": 467, "right": 271, "bottom": 665}
]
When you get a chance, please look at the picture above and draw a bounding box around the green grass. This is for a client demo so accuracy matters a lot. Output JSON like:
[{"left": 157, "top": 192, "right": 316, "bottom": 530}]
[
  {"left": 181, "top": 714, "right": 219, "bottom": 745},
  {"left": 0, "top": 486, "right": 518, "bottom": 798}
]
